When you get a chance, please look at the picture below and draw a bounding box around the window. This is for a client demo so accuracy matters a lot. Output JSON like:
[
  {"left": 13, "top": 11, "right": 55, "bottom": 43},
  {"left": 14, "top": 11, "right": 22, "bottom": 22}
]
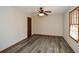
[{"left": 69, "top": 7, "right": 79, "bottom": 42}]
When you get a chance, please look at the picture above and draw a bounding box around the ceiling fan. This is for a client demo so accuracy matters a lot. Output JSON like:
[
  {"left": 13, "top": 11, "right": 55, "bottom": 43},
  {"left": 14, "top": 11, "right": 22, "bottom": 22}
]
[{"left": 37, "top": 7, "right": 52, "bottom": 16}]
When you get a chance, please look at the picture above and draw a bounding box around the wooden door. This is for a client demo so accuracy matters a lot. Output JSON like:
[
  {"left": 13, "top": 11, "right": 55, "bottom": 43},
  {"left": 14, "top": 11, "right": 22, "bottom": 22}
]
[{"left": 27, "top": 17, "right": 32, "bottom": 38}]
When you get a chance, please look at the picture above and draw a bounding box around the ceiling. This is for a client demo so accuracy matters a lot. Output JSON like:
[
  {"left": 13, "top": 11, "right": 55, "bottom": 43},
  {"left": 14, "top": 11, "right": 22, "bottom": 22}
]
[{"left": 15, "top": 6, "right": 72, "bottom": 16}]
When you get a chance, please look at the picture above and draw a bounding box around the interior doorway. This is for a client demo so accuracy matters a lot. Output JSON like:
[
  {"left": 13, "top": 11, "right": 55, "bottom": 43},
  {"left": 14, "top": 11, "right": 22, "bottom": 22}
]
[{"left": 27, "top": 17, "right": 32, "bottom": 38}]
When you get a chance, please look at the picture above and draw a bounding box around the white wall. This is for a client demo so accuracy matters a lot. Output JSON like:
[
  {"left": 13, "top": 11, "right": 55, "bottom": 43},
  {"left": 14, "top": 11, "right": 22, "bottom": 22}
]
[
  {"left": 0, "top": 7, "right": 28, "bottom": 51},
  {"left": 63, "top": 7, "right": 79, "bottom": 53},
  {"left": 32, "top": 14, "right": 63, "bottom": 36}
]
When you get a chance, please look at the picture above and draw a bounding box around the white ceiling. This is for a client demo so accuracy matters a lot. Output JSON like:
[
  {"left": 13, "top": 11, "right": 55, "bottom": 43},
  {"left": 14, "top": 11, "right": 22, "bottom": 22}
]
[{"left": 15, "top": 6, "right": 72, "bottom": 15}]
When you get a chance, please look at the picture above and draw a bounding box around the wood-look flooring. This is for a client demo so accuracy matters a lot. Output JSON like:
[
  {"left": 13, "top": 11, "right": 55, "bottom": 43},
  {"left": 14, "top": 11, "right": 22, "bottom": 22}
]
[{"left": 1, "top": 34, "right": 74, "bottom": 53}]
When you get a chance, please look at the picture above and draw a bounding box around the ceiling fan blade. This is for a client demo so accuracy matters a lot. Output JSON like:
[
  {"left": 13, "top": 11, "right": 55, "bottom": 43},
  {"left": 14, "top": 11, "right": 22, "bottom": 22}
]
[
  {"left": 44, "top": 13, "right": 48, "bottom": 16},
  {"left": 45, "top": 11, "right": 52, "bottom": 13}
]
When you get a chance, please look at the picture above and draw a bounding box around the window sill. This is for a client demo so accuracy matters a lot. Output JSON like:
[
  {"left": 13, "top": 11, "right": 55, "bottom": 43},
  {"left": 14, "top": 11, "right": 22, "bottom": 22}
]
[{"left": 69, "top": 35, "right": 79, "bottom": 43}]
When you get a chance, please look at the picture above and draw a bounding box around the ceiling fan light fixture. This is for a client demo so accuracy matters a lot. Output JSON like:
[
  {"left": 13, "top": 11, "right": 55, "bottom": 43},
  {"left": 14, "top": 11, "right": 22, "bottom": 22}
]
[{"left": 38, "top": 13, "right": 44, "bottom": 16}]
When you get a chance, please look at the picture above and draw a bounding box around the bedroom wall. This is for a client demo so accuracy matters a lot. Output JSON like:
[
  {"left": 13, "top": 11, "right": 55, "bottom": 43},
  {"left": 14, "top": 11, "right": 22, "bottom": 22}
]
[
  {"left": 0, "top": 7, "right": 28, "bottom": 51},
  {"left": 32, "top": 14, "right": 63, "bottom": 36},
  {"left": 63, "top": 7, "right": 79, "bottom": 53}
]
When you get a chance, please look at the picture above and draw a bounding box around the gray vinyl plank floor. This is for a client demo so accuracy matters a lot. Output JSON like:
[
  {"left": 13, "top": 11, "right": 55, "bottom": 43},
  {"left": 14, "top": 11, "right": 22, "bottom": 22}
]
[{"left": 1, "top": 34, "right": 74, "bottom": 53}]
